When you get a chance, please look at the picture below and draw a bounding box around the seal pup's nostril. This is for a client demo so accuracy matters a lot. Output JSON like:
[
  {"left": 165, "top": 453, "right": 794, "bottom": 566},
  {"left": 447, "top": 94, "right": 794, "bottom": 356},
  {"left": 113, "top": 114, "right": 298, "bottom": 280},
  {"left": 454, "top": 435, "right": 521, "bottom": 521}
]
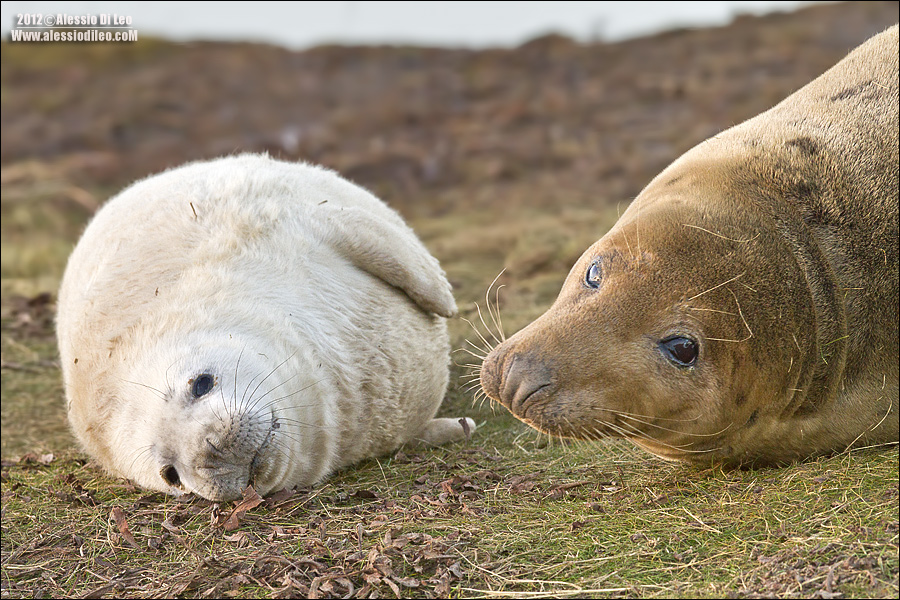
[{"left": 160, "top": 464, "right": 182, "bottom": 488}]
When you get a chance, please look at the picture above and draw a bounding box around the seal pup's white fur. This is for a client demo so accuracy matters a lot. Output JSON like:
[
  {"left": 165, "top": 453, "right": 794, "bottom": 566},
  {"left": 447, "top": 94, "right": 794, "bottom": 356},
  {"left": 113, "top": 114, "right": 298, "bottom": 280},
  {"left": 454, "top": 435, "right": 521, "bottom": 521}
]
[{"left": 57, "top": 154, "right": 474, "bottom": 501}]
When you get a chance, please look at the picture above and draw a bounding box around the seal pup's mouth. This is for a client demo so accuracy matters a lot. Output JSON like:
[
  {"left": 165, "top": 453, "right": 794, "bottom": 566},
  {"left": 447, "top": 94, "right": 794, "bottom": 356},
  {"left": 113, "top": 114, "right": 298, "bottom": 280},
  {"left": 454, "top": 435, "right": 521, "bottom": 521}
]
[{"left": 247, "top": 415, "right": 280, "bottom": 490}]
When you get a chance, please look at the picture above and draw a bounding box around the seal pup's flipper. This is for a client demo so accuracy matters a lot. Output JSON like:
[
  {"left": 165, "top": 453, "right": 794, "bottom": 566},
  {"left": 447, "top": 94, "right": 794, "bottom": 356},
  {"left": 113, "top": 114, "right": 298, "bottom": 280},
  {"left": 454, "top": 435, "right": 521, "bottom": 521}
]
[
  {"left": 409, "top": 417, "right": 477, "bottom": 447},
  {"left": 319, "top": 205, "right": 458, "bottom": 318}
]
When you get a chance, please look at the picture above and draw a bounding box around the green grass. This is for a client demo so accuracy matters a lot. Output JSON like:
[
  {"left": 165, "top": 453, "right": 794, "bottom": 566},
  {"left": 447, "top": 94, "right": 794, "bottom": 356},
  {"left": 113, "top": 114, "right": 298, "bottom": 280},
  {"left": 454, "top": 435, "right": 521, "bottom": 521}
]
[
  {"left": 2, "top": 440, "right": 896, "bottom": 598},
  {"left": 2, "top": 164, "right": 897, "bottom": 598}
]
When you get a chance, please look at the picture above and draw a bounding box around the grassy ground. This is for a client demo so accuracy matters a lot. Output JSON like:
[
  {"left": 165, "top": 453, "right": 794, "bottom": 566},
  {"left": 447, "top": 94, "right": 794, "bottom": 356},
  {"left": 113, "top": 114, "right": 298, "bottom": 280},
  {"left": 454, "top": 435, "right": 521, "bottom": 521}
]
[
  {"left": 2, "top": 151, "right": 898, "bottom": 600},
  {"left": 3, "top": 3, "right": 899, "bottom": 597}
]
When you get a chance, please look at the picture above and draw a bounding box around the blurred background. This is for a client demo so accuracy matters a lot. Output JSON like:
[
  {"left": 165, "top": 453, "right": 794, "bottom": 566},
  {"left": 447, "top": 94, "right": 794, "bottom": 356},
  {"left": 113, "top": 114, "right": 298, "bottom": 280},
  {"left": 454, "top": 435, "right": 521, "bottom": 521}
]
[
  {"left": 1, "top": 1, "right": 898, "bottom": 455},
  {"left": 3, "top": 1, "right": 823, "bottom": 48}
]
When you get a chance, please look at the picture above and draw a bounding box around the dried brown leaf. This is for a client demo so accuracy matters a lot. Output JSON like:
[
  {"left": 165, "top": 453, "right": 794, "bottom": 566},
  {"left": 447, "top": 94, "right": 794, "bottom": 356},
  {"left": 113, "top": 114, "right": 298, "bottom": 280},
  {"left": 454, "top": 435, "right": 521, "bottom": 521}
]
[
  {"left": 218, "top": 485, "right": 264, "bottom": 531},
  {"left": 384, "top": 576, "right": 401, "bottom": 597},
  {"left": 110, "top": 506, "right": 140, "bottom": 549}
]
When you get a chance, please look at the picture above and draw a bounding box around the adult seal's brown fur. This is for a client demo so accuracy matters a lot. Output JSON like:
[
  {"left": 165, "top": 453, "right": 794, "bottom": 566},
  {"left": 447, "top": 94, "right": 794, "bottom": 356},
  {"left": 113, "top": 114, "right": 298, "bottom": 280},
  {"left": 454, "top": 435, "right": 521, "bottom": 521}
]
[{"left": 480, "top": 26, "right": 899, "bottom": 465}]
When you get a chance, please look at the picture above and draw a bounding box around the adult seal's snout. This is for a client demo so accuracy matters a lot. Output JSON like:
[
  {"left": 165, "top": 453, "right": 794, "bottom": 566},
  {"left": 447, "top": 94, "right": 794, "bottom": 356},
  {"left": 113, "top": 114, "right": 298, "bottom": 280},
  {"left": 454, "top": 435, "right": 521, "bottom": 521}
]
[{"left": 489, "top": 350, "right": 554, "bottom": 416}]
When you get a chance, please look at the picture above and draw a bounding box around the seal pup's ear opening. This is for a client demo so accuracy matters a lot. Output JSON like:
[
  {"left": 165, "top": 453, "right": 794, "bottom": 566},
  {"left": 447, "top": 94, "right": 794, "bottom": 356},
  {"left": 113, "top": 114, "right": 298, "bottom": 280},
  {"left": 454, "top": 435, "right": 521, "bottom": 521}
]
[{"left": 319, "top": 204, "right": 458, "bottom": 318}]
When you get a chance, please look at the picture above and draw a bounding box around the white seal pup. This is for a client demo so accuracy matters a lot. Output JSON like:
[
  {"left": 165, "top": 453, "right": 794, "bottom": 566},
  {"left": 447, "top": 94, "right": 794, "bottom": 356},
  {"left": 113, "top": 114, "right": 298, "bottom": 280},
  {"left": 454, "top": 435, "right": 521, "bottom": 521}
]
[{"left": 57, "top": 154, "right": 474, "bottom": 501}]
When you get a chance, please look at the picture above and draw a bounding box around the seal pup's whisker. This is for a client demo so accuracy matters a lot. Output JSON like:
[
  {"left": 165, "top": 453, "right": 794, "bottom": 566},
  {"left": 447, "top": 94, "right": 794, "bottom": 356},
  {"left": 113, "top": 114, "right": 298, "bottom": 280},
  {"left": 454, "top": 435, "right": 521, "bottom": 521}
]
[
  {"left": 242, "top": 351, "right": 300, "bottom": 414},
  {"left": 119, "top": 379, "right": 166, "bottom": 401},
  {"left": 251, "top": 379, "right": 335, "bottom": 415},
  {"left": 233, "top": 345, "right": 246, "bottom": 407},
  {"left": 164, "top": 358, "right": 180, "bottom": 393},
  {"left": 244, "top": 370, "right": 303, "bottom": 416},
  {"left": 206, "top": 386, "right": 229, "bottom": 429},
  {"left": 264, "top": 416, "right": 331, "bottom": 430},
  {"left": 257, "top": 391, "right": 321, "bottom": 415},
  {"left": 126, "top": 444, "right": 156, "bottom": 478}
]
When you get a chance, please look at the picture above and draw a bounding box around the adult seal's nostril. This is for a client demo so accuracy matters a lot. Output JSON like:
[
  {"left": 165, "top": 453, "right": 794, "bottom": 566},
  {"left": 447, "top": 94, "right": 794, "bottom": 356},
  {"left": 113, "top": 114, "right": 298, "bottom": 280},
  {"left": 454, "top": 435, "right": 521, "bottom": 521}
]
[{"left": 502, "top": 354, "right": 553, "bottom": 415}]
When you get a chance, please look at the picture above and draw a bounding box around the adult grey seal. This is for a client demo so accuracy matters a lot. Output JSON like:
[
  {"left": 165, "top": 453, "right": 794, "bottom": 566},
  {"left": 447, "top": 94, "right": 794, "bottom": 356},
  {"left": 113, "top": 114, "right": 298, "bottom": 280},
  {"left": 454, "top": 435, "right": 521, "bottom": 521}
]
[
  {"left": 480, "top": 26, "right": 899, "bottom": 465},
  {"left": 57, "top": 154, "right": 475, "bottom": 501}
]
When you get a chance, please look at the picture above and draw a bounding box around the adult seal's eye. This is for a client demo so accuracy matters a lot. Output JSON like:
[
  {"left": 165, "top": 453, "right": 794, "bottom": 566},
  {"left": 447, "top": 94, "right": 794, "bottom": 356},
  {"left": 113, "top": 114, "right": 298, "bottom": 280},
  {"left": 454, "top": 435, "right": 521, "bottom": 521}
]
[
  {"left": 191, "top": 373, "right": 215, "bottom": 398},
  {"left": 585, "top": 261, "right": 602, "bottom": 289},
  {"left": 659, "top": 336, "right": 699, "bottom": 367}
]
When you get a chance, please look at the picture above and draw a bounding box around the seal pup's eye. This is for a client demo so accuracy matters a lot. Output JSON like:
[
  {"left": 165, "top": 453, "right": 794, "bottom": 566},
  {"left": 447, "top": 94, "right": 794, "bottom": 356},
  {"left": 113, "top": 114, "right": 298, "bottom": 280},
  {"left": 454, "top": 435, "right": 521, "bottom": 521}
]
[
  {"left": 191, "top": 373, "right": 215, "bottom": 398},
  {"left": 659, "top": 336, "right": 699, "bottom": 368},
  {"left": 585, "top": 261, "right": 602, "bottom": 289}
]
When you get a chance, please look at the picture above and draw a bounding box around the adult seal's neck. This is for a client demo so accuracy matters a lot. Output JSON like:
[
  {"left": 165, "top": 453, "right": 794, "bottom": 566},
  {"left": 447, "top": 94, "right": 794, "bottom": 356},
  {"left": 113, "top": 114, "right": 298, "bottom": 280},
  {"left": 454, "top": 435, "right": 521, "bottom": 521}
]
[{"left": 735, "top": 157, "right": 849, "bottom": 421}]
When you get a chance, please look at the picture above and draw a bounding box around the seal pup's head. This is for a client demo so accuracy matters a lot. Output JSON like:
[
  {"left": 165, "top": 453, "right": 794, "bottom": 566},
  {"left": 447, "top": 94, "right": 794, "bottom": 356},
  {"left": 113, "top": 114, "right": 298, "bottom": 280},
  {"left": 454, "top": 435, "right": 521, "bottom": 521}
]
[{"left": 70, "top": 332, "right": 328, "bottom": 501}]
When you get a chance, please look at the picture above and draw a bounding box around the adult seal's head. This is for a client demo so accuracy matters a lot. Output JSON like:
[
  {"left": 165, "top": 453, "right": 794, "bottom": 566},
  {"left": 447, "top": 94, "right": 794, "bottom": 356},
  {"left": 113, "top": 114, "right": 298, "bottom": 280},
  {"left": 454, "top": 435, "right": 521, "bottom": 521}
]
[
  {"left": 57, "top": 154, "right": 474, "bottom": 501},
  {"left": 481, "top": 26, "right": 899, "bottom": 465}
]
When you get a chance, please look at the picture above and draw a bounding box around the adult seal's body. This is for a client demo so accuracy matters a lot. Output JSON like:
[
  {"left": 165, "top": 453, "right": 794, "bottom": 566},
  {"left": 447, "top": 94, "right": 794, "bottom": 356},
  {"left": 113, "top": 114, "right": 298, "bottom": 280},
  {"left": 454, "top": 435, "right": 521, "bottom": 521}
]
[
  {"left": 58, "top": 154, "right": 474, "bottom": 501},
  {"left": 481, "top": 27, "right": 899, "bottom": 465}
]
